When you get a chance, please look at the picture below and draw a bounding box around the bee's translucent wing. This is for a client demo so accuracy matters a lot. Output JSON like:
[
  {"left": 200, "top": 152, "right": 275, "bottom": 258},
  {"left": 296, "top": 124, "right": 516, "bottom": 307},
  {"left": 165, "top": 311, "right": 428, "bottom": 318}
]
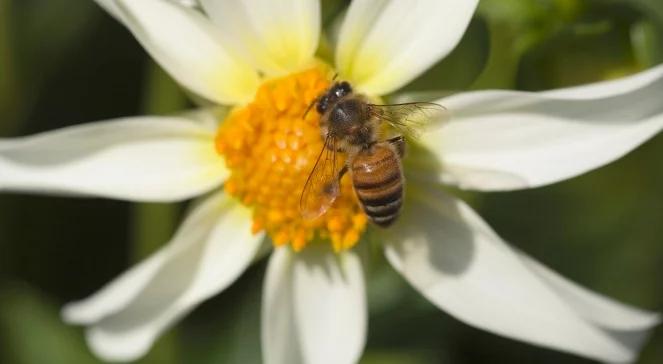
[
  {"left": 367, "top": 102, "right": 449, "bottom": 138},
  {"left": 300, "top": 135, "right": 343, "bottom": 220}
]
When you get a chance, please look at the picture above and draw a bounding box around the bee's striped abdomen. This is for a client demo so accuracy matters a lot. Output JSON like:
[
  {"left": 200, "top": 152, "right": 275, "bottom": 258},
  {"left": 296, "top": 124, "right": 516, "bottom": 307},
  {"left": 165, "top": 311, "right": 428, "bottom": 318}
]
[{"left": 351, "top": 145, "right": 403, "bottom": 227}]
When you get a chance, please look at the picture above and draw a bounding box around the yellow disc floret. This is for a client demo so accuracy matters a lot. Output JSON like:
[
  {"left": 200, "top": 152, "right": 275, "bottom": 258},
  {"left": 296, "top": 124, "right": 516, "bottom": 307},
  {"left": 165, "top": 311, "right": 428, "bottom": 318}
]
[{"left": 215, "top": 68, "right": 367, "bottom": 252}]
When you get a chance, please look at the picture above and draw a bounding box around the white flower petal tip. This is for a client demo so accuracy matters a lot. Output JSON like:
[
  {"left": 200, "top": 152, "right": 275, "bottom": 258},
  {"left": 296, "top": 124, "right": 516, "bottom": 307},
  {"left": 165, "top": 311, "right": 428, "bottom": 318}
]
[
  {"left": 94, "top": 0, "right": 123, "bottom": 21},
  {"left": 200, "top": 0, "right": 320, "bottom": 76},
  {"left": 336, "top": 0, "right": 479, "bottom": 95},
  {"left": 262, "top": 246, "right": 367, "bottom": 364},
  {"left": 382, "top": 188, "right": 659, "bottom": 363},
  {"left": 61, "top": 193, "right": 264, "bottom": 361},
  {"left": 111, "top": 0, "right": 259, "bottom": 104},
  {"left": 520, "top": 254, "right": 661, "bottom": 332},
  {"left": 421, "top": 64, "right": 663, "bottom": 191},
  {"left": 0, "top": 116, "right": 227, "bottom": 202},
  {"left": 86, "top": 327, "right": 155, "bottom": 363}
]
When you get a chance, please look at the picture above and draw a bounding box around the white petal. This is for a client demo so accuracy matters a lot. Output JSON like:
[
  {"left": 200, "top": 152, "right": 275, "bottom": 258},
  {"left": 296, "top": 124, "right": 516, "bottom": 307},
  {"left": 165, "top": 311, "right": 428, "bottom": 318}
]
[
  {"left": 61, "top": 192, "right": 228, "bottom": 325},
  {"left": 382, "top": 187, "right": 659, "bottom": 363},
  {"left": 63, "top": 192, "right": 264, "bottom": 361},
  {"left": 519, "top": 253, "right": 661, "bottom": 331},
  {"left": 0, "top": 117, "right": 226, "bottom": 202},
  {"left": 112, "top": 0, "right": 260, "bottom": 104},
  {"left": 262, "top": 248, "right": 303, "bottom": 364},
  {"left": 419, "top": 64, "right": 663, "bottom": 191},
  {"left": 336, "top": 0, "right": 478, "bottom": 95},
  {"left": 542, "top": 63, "right": 663, "bottom": 99},
  {"left": 200, "top": 0, "right": 320, "bottom": 76},
  {"left": 262, "top": 246, "right": 366, "bottom": 364},
  {"left": 94, "top": 0, "right": 124, "bottom": 21},
  {"left": 95, "top": 0, "right": 199, "bottom": 21}
]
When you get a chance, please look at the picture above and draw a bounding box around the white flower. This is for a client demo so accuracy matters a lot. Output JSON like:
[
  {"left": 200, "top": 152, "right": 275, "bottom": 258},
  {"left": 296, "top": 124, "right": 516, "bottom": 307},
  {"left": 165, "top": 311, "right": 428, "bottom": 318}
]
[{"left": 1, "top": 0, "right": 661, "bottom": 363}]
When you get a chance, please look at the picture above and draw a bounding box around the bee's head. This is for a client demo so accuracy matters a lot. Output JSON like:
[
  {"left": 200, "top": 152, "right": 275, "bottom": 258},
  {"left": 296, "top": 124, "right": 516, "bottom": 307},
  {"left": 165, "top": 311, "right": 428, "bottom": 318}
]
[{"left": 316, "top": 81, "right": 352, "bottom": 114}]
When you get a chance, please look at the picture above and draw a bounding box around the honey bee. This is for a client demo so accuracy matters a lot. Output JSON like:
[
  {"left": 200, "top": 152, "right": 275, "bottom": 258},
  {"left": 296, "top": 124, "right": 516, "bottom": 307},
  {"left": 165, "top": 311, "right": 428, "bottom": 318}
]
[{"left": 300, "top": 80, "right": 447, "bottom": 227}]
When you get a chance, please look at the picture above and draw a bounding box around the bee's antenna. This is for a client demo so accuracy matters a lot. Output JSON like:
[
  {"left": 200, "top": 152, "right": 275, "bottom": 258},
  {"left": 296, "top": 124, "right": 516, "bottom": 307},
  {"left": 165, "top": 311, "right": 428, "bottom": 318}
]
[
  {"left": 331, "top": 73, "right": 339, "bottom": 82},
  {"left": 303, "top": 97, "right": 317, "bottom": 119}
]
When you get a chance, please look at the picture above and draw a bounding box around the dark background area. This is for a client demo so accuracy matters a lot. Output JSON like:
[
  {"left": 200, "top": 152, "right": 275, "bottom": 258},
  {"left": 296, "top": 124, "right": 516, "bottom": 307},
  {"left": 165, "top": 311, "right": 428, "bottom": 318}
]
[{"left": 0, "top": 0, "right": 661, "bottom": 363}]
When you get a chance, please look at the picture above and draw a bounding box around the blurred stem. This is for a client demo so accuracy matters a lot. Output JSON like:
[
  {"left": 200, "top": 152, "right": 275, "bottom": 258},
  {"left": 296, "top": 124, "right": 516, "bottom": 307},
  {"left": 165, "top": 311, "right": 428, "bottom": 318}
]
[
  {"left": 632, "top": 20, "right": 663, "bottom": 67},
  {"left": 469, "top": 20, "right": 521, "bottom": 90},
  {"left": 0, "top": 0, "right": 22, "bottom": 136},
  {"left": 132, "top": 60, "right": 187, "bottom": 364}
]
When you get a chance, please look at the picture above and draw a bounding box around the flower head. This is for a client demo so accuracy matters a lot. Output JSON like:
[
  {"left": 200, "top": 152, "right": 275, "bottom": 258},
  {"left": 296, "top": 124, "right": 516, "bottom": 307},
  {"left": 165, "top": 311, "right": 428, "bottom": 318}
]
[
  {"left": 215, "top": 67, "right": 367, "bottom": 251},
  {"left": 0, "top": 0, "right": 661, "bottom": 363}
]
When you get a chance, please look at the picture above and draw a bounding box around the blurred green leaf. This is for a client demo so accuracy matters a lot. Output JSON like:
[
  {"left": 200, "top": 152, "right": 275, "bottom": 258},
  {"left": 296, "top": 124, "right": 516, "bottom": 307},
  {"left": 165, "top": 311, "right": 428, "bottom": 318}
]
[
  {"left": 0, "top": 283, "right": 101, "bottom": 364},
  {"left": 473, "top": 0, "right": 585, "bottom": 89},
  {"left": 517, "top": 3, "right": 641, "bottom": 90}
]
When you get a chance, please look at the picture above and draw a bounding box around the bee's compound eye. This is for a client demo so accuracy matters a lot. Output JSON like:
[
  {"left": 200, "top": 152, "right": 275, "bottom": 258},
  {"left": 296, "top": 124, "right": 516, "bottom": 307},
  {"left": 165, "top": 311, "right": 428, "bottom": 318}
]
[
  {"left": 316, "top": 95, "right": 329, "bottom": 114},
  {"left": 334, "top": 82, "right": 352, "bottom": 98}
]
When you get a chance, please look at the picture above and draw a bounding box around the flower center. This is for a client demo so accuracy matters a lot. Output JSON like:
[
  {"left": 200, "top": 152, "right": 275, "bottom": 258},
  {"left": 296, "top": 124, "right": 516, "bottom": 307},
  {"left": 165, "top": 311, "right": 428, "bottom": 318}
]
[{"left": 215, "top": 67, "right": 367, "bottom": 252}]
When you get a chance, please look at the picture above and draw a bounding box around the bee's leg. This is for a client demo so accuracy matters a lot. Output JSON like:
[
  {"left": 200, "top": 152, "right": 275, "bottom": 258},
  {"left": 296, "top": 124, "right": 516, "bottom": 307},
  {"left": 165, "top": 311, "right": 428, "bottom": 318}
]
[
  {"left": 338, "top": 164, "right": 348, "bottom": 180},
  {"left": 385, "top": 135, "right": 406, "bottom": 157}
]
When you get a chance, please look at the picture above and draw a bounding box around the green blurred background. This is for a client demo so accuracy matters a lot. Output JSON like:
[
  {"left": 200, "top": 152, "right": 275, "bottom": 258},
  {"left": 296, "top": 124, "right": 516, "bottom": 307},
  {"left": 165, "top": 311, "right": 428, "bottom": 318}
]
[{"left": 0, "top": 0, "right": 661, "bottom": 363}]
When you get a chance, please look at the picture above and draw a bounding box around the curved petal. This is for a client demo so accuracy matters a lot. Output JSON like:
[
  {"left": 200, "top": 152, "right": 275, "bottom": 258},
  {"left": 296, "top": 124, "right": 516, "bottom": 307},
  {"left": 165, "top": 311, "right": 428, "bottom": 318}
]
[
  {"left": 200, "top": 0, "right": 320, "bottom": 76},
  {"left": 111, "top": 0, "right": 259, "bottom": 104},
  {"left": 0, "top": 117, "right": 226, "bottom": 202},
  {"left": 335, "top": 0, "right": 478, "bottom": 96},
  {"left": 382, "top": 186, "right": 659, "bottom": 363},
  {"left": 419, "top": 64, "right": 663, "bottom": 191},
  {"left": 262, "top": 246, "right": 366, "bottom": 364},
  {"left": 63, "top": 192, "right": 264, "bottom": 361}
]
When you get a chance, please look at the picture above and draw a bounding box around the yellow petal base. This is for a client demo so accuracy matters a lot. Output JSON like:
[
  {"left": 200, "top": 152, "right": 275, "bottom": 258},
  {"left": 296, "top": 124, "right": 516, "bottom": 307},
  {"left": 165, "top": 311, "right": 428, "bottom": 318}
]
[{"left": 215, "top": 67, "right": 367, "bottom": 252}]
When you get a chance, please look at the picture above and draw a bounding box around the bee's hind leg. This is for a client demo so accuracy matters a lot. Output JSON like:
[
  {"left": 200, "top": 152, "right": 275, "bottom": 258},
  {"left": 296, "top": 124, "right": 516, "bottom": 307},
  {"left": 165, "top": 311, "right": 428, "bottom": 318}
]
[
  {"left": 385, "top": 135, "right": 405, "bottom": 157},
  {"left": 338, "top": 165, "right": 348, "bottom": 180}
]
